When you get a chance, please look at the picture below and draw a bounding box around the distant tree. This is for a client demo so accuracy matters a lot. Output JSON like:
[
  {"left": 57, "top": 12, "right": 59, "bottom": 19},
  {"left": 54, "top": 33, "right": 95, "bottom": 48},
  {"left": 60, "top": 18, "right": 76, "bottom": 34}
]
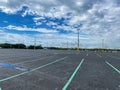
[
  {"left": 12, "top": 44, "right": 26, "bottom": 49},
  {"left": 47, "top": 47, "right": 58, "bottom": 49},
  {"left": 0, "top": 43, "right": 26, "bottom": 49},
  {"left": 35, "top": 45, "right": 43, "bottom": 49},
  {"left": 28, "top": 45, "right": 43, "bottom": 49},
  {"left": 0, "top": 43, "right": 11, "bottom": 48},
  {"left": 28, "top": 45, "right": 34, "bottom": 49}
]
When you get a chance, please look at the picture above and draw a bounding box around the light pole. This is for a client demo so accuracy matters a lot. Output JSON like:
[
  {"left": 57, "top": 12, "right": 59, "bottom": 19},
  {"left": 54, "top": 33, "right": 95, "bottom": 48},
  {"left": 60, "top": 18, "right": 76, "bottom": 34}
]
[
  {"left": 102, "top": 39, "right": 104, "bottom": 49},
  {"left": 102, "top": 39, "right": 104, "bottom": 51},
  {"left": 66, "top": 37, "right": 68, "bottom": 50},
  {"left": 77, "top": 29, "right": 80, "bottom": 51},
  {"left": 34, "top": 36, "right": 36, "bottom": 50},
  {"left": 67, "top": 41, "right": 68, "bottom": 50}
]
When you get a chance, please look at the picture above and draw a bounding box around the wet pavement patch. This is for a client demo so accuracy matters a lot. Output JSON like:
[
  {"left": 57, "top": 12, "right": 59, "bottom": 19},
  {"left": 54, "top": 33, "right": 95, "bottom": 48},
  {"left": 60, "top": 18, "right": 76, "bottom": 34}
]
[{"left": 0, "top": 63, "right": 29, "bottom": 72}]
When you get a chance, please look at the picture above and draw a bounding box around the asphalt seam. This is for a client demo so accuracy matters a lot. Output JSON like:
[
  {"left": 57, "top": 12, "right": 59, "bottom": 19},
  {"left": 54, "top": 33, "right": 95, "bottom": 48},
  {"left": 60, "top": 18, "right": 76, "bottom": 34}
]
[{"left": 14, "top": 55, "right": 54, "bottom": 65}]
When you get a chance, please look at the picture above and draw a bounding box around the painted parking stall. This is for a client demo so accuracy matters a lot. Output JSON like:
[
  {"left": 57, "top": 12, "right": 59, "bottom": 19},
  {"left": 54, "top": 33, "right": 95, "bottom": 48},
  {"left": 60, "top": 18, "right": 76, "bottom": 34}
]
[{"left": 0, "top": 50, "right": 119, "bottom": 90}]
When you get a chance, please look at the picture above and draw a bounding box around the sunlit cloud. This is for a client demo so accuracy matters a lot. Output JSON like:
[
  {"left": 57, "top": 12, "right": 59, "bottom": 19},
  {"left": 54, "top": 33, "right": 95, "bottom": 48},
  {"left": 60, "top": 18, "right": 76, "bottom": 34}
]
[{"left": 0, "top": 0, "right": 119, "bottom": 48}]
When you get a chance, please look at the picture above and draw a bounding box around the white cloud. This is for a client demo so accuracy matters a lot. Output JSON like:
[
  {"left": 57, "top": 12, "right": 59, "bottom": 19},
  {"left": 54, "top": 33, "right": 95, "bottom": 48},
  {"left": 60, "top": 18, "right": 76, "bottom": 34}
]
[
  {"left": 0, "top": 0, "right": 8, "bottom": 3},
  {"left": 0, "top": 0, "right": 120, "bottom": 48},
  {"left": 33, "top": 17, "right": 46, "bottom": 25},
  {"left": 68, "top": 15, "right": 88, "bottom": 25},
  {"left": 4, "top": 25, "right": 58, "bottom": 33},
  {"left": 33, "top": 17, "right": 45, "bottom": 21},
  {"left": 46, "top": 22, "right": 58, "bottom": 26}
]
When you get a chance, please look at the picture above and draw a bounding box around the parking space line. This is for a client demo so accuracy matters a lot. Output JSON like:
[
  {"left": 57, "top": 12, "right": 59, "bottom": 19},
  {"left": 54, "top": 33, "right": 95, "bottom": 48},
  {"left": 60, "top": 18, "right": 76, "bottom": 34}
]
[
  {"left": 62, "top": 59, "right": 84, "bottom": 90},
  {"left": 96, "top": 53, "right": 102, "bottom": 58},
  {"left": 86, "top": 54, "right": 88, "bottom": 56},
  {"left": 0, "top": 56, "right": 67, "bottom": 82},
  {"left": 105, "top": 61, "right": 120, "bottom": 74}
]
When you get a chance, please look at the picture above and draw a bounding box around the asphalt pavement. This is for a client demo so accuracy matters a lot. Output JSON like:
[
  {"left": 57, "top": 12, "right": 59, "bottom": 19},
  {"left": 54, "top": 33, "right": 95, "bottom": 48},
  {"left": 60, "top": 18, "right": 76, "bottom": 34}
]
[{"left": 0, "top": 49, "right": 119, "bottom": 90}]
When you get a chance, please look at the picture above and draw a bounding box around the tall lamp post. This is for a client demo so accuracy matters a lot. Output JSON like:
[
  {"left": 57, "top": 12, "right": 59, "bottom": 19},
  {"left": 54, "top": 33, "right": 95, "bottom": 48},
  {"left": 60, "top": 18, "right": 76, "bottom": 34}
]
[
  {"left": 77, "top": 29, "right": 80, "bottom": 51},
  {"left": 102, "top": 39, "right": 104, "bottom": 49},
  {"left": 34, "top": 36, "right": 36, "bottom": 50}
]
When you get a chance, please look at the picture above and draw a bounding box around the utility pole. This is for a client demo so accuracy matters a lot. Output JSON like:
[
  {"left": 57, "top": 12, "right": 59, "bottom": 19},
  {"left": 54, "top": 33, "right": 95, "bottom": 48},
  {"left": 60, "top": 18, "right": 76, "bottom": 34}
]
[
  {"left": 77, "top": 29, "right": 80, "bottom": 51},
  {"left": 102, "top": 39, "right": 104, "bottom": 52},
  {"left": 102, "top": 39, "right": 104, "bottom": 49},
  {"left": 66, "top": 36, "right": 69, "bottom": 50},
  {"left": 34, "top": 36, "right": 36, "bottom": 50},
  {"left": 67, "top": 41, "right": 68, "bottom": 50}
]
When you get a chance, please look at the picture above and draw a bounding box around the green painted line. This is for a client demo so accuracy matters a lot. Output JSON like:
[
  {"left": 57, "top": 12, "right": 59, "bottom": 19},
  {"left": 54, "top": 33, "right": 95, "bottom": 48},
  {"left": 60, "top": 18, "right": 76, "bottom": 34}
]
[
  {"left": 0, "top": 72, "right": 28, "bottom": 82},
  {"left": 0, "top": 56, "right": 53, "bottom": 70},
  {"left": 30, "top": 56, "right": 67, "bottom": 72},
  {"left": 62, "top": 59, "right": 84, "bottom": 90},
  {"left": 96, "top": 54, "right": 102, "bottom": 58},
  {"left": 106, "top": 61, "right": 120, "bottom": 74},
  {"left": 86, "top": 54, "right": 88, "bottom": 56},
  {"left": 0, "top": 56, "right": 67, "bottom": 82}
]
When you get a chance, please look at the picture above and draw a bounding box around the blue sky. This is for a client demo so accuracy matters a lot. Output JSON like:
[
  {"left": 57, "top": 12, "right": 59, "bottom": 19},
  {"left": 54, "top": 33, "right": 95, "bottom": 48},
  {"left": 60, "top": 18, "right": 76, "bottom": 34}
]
[{"left": 0, "top": 0, "right": 120, "bottom": 48}]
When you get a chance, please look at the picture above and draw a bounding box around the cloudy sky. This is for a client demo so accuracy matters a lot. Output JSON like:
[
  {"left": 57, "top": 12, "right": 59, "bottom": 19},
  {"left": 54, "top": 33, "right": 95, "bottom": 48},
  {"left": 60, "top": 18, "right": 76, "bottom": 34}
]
[{"left": 0, "top": 0, "right": 120, "bottom": 48}]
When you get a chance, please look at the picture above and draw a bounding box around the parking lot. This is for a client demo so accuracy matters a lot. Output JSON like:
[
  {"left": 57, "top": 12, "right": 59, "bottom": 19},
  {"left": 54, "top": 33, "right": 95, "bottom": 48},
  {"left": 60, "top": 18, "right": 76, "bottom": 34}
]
[{"left": 0, "top": 49, "right": 119, "bottom": 90}]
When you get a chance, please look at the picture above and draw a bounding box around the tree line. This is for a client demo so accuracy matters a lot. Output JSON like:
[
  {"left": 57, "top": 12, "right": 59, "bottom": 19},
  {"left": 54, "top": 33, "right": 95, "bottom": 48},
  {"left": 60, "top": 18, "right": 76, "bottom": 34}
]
[
  {"left": 0, "top": 43, "right": 43, "bottom": 49},
  {"left": 0, "top": 43, "right": 119, "bottom": 51}
]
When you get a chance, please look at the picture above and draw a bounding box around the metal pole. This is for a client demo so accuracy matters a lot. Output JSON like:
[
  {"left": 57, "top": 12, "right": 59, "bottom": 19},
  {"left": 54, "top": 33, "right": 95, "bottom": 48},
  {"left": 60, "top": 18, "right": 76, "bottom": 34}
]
[
  {"left": 34, "top": 37, "right": 36, "bottom": 50},
  {"left": 102, "top": 39, "right": 104, "bottom": 51},
  {"left": 67, "top": 41, "right": 68, "bottom": 50},
  {"left": 77, "top": 29, "right": 80, "bottom": 51},
  {"left": 102, "top": 39, "right": 104, "bottom": 49}
]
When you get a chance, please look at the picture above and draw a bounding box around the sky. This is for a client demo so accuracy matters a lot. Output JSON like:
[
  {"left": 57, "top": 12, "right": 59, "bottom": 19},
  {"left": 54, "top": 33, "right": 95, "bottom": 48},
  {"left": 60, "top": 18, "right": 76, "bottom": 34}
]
[{"left": 0, "top": 0, "right": 120, "bottom": 48}]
